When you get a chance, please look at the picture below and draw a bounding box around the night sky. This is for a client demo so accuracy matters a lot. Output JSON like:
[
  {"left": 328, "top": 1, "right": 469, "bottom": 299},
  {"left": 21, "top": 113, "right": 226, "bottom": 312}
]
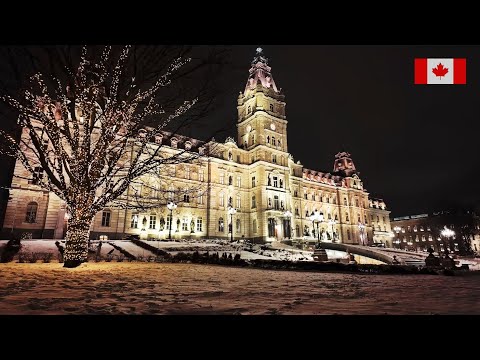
[
  {"left": 206, "top": 45, "right": 480, "bottom": 217},
  {"left": 2, "top": 45, "right": 480, "bottom": 218}
]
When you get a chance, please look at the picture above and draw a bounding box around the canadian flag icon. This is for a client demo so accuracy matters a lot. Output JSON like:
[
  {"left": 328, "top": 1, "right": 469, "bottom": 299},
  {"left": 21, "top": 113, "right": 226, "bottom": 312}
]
[{"left": 414, "top": 58, "right": 466, "bottom": 84}]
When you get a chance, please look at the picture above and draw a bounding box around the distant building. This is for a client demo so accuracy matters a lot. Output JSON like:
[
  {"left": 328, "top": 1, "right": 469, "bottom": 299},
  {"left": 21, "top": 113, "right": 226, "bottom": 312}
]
[
  {"left": 391, "top": 210, "right": 480, "bottom": 255},
  {"left": 1, "top": 48, "right": 392, "bottom": 246}
]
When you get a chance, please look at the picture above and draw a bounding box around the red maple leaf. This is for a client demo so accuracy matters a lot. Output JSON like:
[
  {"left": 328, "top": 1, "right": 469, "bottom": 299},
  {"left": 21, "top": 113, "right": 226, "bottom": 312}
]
[{"left": 432, "top": 63, "right": 449, "bottom": 79}]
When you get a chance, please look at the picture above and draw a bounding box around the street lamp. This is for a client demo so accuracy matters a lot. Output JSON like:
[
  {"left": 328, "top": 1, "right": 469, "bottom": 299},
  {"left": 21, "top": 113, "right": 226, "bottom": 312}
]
[
  {"left": 167, "top": 201, "right": 177, "bottom": 241},
  {"left": 283, "top": 210, "right": 292, "bottom": 239},
  {"left": 440, "top": 226, "right": 455, "bottom": 254},
  {"left": 358, "top": 223, "right": 366, "bottom": 246},
  {"left": 228, "top": 206, "right": 237, "bottom": 242},
  {"left": 309, "top": 210, "right": 324, "bottom": 244},
  {"left": 328, "top": 219, "right": 337, "bottom": 242}
]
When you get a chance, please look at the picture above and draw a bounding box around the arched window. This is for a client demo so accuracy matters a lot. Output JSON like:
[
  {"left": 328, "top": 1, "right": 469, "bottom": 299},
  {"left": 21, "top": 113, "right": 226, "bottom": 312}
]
[
  {"left": 345, "top": 213, "right": 349, "bottom": 222},
  {"left": 252, "top": 195, "right": 256, "bottom": 208},
  {"left": 229, "top": 175, "right": 233, "bottom": 185},
  {"left": 25, "top": 202, "right": 38, "bottom": 223},
  {"left": 295, "top": 207, "right": 299, "bottom": 216},
  {"left": 228, "top": 196, "right": 233, "bottom": 207},
  {"left": 253, "top": 219, "right": 257, "bottom": 233},
  {"left": 267, "top": 136, "right": 270, "bottom": 144},
  {"left": 236, "top": 219, "right": 241, "bottom": 233},
  {"left": 218, "top": 217, "right": 224, "bottom": 232},
  {"left": 228, "top": 152, "right": 233, "bottom": 161},
  {"left": 347, "top": 229, "right": 351, "bottom": 240}
]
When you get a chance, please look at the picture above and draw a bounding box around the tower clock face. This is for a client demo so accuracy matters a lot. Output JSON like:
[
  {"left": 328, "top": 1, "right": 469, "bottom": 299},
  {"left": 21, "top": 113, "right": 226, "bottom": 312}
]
[
  {"left": 270, "top": 123, "right": 276, "bottom": 131},
  {"left": 246, "top": 125, "right": 252, "bottom": 132}
]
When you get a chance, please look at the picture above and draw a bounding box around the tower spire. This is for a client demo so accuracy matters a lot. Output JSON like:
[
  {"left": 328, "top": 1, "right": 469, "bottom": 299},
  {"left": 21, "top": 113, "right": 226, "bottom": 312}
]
[{"left": 244, "top": 47, "right": 280, "bottom": 95}]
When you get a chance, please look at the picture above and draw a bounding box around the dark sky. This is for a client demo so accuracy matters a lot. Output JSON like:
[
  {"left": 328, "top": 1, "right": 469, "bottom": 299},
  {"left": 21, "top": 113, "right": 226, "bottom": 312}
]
[
  {"left": 1, "top": 45, "right": 479, "bottom": 218},
  {"left": 207, "top": 45, "right": 480, "bottom": 217}
]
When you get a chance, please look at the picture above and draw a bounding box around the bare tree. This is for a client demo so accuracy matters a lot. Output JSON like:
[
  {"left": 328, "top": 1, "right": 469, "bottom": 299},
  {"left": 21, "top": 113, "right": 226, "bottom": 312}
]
[{"left": 0, "top": 45, "right": 226, "bottom": 267}]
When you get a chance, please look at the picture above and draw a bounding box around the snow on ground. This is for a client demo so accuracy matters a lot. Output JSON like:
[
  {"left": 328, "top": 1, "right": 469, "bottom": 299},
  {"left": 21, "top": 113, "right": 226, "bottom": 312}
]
[{"left": 0, "top": 262, "right": 479, "bottom": 315}]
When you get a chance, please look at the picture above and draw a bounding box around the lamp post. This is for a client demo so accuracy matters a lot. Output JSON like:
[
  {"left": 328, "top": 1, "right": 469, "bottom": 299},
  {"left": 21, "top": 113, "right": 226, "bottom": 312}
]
[
  {"left": 440, "top": 226, "right": 455, "bottom": 254},
  {"left": 309, "top": 210, "right": 324, "bottom": 244},
  {"left": 358, "top": 222, "right": 366, "bottom": 246},
  {"left": 228, "top": 206, "right": 237, "bottom": 242},
  {"left": 309, "top": 210, "right": 327, "bottom": 262},
  {"left": 167, "top": 201, "right": 177, "bottom": 241},
  {"left": 328, "top": 219, "right": 337, "bottom": 242},
  {"left": 283, "top": 210, "right": 292, "bottom": 240},
  {"left": 394, "top": 226, "right": 401, "bottom": 249}
]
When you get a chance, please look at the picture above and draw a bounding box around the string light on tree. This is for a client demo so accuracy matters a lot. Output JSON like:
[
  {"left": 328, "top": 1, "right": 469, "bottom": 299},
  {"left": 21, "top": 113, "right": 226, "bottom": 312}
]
[{"left": 0, "top": 45, "right": 220, "bottom": 268}]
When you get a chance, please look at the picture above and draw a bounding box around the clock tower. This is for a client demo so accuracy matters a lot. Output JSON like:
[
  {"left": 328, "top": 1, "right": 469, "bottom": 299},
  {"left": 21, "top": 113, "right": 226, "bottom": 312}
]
[{"left": 237, "top": 48, "right": 288, "bottom": 163}]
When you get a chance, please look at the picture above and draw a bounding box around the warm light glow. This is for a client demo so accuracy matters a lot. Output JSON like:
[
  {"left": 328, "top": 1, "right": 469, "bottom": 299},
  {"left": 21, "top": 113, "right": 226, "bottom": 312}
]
[
  {"left": 283, "top": 210, "right": 293, "bottom": 218},
  {"left": 310, "top": 210, "right": 324, "bottom": 223},
  {"left": 441, "top": 226, "right": 455, "bottom": 238},
  {"left": 394, "top": 226, "right": 401, "bottom": 233},
  {"left": 167, "top": 202, "right": 177, "bottom": 211},
  {"left": 228, "top": 206, "right": 237, "bottom": 215}
]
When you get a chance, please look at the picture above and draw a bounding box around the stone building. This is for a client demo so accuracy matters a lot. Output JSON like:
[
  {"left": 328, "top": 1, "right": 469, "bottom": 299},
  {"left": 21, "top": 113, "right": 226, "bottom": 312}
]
[
  {"left": 1, "top": 48, "right": 392, "bottom": 246},
  {"left": 391, "top": 210, "right": 480, "bottom": 255}
]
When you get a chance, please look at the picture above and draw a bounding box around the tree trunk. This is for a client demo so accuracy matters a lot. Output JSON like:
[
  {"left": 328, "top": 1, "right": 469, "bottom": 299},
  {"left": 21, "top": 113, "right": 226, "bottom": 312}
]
[{"left": 63, "top": 217, "right": 93, "bottom": 268}]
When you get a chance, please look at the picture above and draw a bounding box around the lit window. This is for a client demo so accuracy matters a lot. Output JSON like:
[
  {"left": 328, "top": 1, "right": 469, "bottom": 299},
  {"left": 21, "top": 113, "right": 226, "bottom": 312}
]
[
  {"left": 196, "top": 217, "right": 203, "bottom": 232},
  {"left": 236, "top": 177, "right": 241, "bottom": 187},
  {"left": 218, "top": 217, "right": 224, "bottom": 232},
  {"left": 182, "top": 217, "right": 188, "bottom": 231},
  {"left": 236, "top": 195, "right": 241, "bottom": 209},
  {"left": 131, "top": 214, "right": 138, "bottom": 229}
]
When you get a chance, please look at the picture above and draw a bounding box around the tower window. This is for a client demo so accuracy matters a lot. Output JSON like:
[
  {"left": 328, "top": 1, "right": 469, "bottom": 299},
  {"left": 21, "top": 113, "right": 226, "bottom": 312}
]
[
  {"left": 272, "top": 154, "right": 277, "bottom": 163},
  {"left": 272, "top": 137, "right": 276, "bottom": 146},
  {"left": 269, "top": 103, "right": 274, "bottom": 112},
  {"left": 267, "top": 136, "right": 270, "bottom": 144},
  {"left": 247, "top": 105, "right": 251, "bottom": 114}
]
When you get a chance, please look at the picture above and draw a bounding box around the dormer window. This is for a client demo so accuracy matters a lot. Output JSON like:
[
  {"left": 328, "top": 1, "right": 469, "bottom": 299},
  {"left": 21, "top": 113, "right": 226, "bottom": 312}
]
[
  {"left": 155, "top": 135, "right": 163, "bottom": 144},
  {"left": 269, "top": 103, "right": 274, "bottom": 112},
  {"left": 170, "top": 137, "right": 178, "bottom": 148},
  {"left": 198, "top": 146, "right": 205, "bottom": 155},
  {"left": 184, "top": 141, "right": 192, "bottom": 150}
]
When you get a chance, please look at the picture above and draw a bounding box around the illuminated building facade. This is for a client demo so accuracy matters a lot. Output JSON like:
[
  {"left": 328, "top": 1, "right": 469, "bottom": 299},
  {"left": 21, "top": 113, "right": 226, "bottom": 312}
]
[{"left": 2, "top": 49, "right": 391, "bottom": 245}]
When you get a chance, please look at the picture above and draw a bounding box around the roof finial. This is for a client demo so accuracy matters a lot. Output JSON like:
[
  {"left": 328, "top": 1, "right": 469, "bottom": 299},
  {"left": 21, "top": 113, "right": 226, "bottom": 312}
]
[{"left": 256, "top": 47, "right": 263, "bottom": 55}]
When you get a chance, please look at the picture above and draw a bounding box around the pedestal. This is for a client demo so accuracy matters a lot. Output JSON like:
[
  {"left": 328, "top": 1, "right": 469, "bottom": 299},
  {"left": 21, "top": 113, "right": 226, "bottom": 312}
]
[{"left": 313, "top": 245, "right": 328, "bottom": 262}]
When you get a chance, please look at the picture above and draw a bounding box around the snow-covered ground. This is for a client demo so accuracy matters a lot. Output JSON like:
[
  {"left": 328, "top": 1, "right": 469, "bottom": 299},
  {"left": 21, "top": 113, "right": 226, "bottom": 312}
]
[{"left": 0, "top": 262, "right": 479, "bottom": 315}]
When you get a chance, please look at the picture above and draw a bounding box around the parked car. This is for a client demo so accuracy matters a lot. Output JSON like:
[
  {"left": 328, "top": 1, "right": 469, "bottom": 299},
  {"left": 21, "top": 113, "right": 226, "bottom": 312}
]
[
  {"left": 370, "top": 242, "right": 385, "bottom": 248},
  {"left": 124, "top": 234, "right": 140, "bottom": 241}
]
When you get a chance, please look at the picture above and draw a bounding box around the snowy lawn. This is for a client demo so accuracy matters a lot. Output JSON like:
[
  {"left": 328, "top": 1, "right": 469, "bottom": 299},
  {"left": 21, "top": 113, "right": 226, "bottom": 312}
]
[{"left": 0, "top": 262, "right": 479, "bottom": 315}]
